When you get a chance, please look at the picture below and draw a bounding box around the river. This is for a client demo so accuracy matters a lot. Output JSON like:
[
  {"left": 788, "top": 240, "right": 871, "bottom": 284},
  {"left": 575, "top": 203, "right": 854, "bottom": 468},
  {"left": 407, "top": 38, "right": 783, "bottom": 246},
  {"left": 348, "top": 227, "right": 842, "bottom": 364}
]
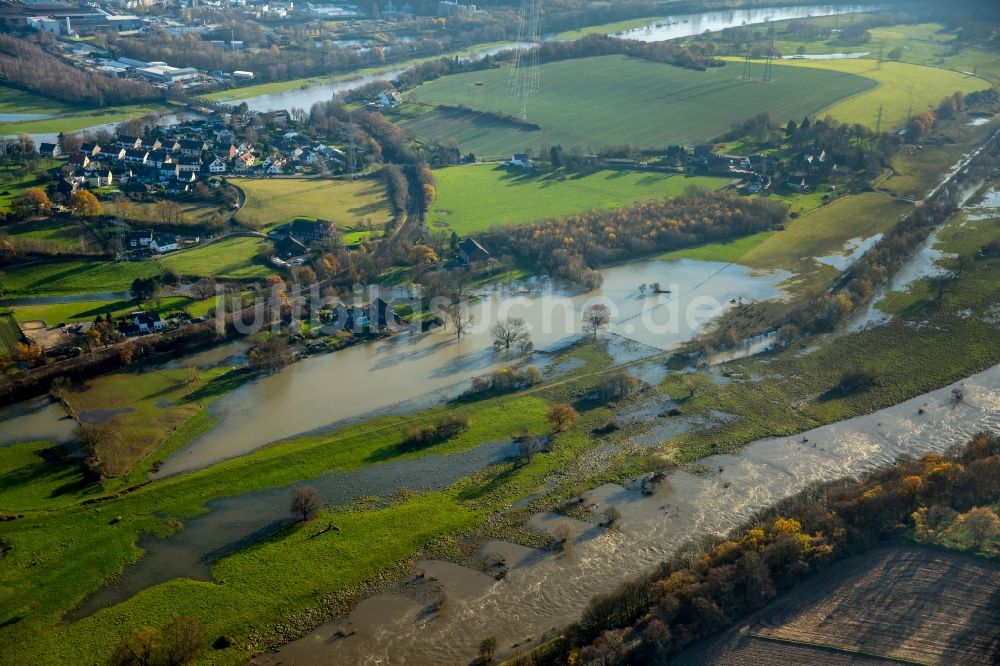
[{"left": 260, "top": 360, "right": 1000, "bottom": 666}]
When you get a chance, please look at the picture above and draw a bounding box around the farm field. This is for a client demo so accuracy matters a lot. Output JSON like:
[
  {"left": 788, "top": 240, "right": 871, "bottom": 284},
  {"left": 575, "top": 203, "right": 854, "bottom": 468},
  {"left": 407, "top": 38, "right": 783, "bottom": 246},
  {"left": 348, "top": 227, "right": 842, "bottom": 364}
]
[
  {"left": 400, "top": 55, "right": 876, "bottom": 156},
  {"left": 1, "top": 218, "right": 102, "bottom": 253},
  {"left": 740, "top": 192, "right": 909, "bottom": 273},
  {"left": 0, "top": 312, "right": 22, "bottom": 355},
  {"left": 672, "top": 548, "right": 1000, "bottom": 665},
  {"left": 235, "top": 177, "right": 394, "bottom": 230},
  {"left": 764, "top": 58, "right": 989, "bottom": 129},
  {"left": 429, "top": 165, "right": 729, "bottom": 233},
  {"left": 158, "top": 236, "right": 274, "bottom": 280},
  {"left": 11, "top": 296, "right": 194, "bottom": 327},
  {"left": 0, "top": 259, "right": 162, "bottom": 297}
]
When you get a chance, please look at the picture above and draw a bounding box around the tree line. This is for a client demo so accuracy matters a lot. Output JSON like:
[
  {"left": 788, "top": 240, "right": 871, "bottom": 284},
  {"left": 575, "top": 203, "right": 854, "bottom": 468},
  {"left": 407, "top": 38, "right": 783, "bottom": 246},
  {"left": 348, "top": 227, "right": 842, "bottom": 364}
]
[
  {"left": 485, "top": 191, "right": 788, "bottom": 286},
  {"left": 507, "top": 431, "right": 1000, "bottom": 665},
  {"left": 0, "top": 35, "right": 160, "bottom": 107}
]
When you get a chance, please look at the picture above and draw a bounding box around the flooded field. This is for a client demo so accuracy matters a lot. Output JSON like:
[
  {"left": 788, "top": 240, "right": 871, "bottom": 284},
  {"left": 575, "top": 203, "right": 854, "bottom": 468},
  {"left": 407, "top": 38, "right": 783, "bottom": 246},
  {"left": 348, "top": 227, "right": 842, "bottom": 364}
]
[
  {"left": 0, "top": 397, "right": 76, "bottom": 447},
  {"left": 262, "top": 362, "right": 1000, "bottom": 666},
  {"left": 154, "top": 258, "right": 786, "bottom": 475},
  {"left": 72, "top": 439, "right": 520, "bottom": 618}
]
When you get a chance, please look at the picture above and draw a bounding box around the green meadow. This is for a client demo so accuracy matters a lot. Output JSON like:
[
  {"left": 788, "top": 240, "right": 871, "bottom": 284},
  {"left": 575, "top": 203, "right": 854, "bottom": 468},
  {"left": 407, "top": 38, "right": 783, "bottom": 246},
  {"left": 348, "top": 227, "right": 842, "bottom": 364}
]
[
  {"left": 401, "top": 55, "right": 876, "bottom": 156},
  {"left": 429, "top": 165, "right": 729, "bottom": 234}
]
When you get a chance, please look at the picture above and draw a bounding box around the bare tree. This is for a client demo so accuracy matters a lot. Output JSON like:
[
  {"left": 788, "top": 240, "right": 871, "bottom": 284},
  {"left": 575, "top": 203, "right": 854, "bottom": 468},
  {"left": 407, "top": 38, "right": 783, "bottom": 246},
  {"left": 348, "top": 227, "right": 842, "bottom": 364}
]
[
  {"left": 478, "top": 636, "right": 498, "bottom": 664},
  {"left": 290, "top": 485, "right": 323, "bottom": 522},
  {"left": 517, "top": 430, "right": 544, "bottom": 464},
  {"left": 553, "top": 521, "right": 574, "bottom": 557},
  {"left": 447, "top": 303, "right": 472, "bottom": 340},
  {"left": 582, "top": 304, "right": 612, "bottom": 341},
  {"left": 77, "top": 422, "right": 115, "bottom": 481},
  {"left": 491, "top": 317, "right": 529, "bottom": 351},
  {"left": 603, "top": 506, "right": 622, "bottom": 529},
  {"left": 193, "top": 277, "right": 217, "bottom": 300}
]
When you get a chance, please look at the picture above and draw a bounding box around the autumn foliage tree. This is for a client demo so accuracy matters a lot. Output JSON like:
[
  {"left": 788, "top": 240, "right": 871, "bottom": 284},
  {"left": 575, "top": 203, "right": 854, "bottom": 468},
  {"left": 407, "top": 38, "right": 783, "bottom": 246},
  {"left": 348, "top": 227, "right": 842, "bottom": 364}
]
[
  {"left": 548, "top": 403, "right": 580, "bottom": 432},
  {"left": 12, "top": 187, "right": 51, "bottom": 218},
  {"left": 70, "top": 189, "right": 103, "bottom": 217}
]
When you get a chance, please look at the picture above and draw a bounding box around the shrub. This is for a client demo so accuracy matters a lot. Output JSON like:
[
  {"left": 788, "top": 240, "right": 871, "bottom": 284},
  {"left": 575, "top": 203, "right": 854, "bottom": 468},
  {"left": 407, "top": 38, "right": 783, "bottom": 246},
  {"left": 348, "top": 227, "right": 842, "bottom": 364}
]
[{"left": 401, "top": 412, "right": 471, "bottom": 449}]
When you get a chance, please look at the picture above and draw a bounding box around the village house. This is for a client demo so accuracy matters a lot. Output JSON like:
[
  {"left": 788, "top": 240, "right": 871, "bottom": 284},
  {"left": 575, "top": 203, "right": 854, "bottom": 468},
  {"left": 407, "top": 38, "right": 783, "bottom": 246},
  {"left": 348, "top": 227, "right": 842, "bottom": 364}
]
[
  {"left": 179, "top": 139, "right": 207, "bottom": 158},
  {"left": 289, "top": 218, "right": 333, "bottom": 242},
  {"left": 208, "top": 155, "right": 227, "bottom": 174},
  {"left": 38, "top": 143, "right": 61, "bottom": 158},
  {"left": 457, "top": 237, "right": 491, "bottom": 265},
  {"left": 146, "top": 149, "right": 170, "bottom": 169},
  {"left": 80, "top": 142, "right": 101, "bottom": 157},
  {"left": 125, "top": 229, "right": 154, "bottom": 251},
  {"left": 123, "top": 147, "right": 149, "bottom": 165},
  {"left": 68, "top": 153, "right": 90, "bottom": 169},
  {"left": 126, "top": 311, "right": 165, "bottom": 334},
  {"left": 116, "top": 135, "right": 142, "bottom": 149},
  {"left": 233, "top": 152, "right": 256, "bottom": 173},
  {"left": 274, "top": 235, "right": 308, "bottom": 259},
  {"left": 378, "top": 89, "right": 402, "bottom": 108},
  {"left": 509, "top": 153, "right": 532, "bottom": 168},
  {"left": 176, "top": 159, "right": 202, "bottom": 175}
]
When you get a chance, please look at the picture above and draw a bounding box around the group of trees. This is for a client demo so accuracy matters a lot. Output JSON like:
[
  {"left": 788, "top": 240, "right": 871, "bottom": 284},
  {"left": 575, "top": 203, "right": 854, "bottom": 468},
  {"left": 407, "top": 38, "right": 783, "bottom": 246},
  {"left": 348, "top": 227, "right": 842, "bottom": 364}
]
[
  {"left": 487, "top": 191, "right": 788, "bottom": 286},
  {"left": 469, "top": 364, "right": 543, "bottom": 396},
  {"left": 0, "top": 35, "right": 159, "bottom": 107},
  {"left": 110, "top": 615, "right": 205, "bottom": 666},
  {"left": 401, "top": 411, "right": 472, "bottom": 449},
  {"left": 534, "top": 33, "right": 723, "bottom": 72},
  {"left": 513, "top": 432, "right": 1000, "bottom": 666}
]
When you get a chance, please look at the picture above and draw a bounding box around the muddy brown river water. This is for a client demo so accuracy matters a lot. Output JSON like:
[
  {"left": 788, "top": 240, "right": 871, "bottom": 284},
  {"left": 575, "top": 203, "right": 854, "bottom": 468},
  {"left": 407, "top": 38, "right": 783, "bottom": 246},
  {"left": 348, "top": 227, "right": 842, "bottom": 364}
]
[{"left": 257, "top": 364, "right": 1000, "bottom": 666}]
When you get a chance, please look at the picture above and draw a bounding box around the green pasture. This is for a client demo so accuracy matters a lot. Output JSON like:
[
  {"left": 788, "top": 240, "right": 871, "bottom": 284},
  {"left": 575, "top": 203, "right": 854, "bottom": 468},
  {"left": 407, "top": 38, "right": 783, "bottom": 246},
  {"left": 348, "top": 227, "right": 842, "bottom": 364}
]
[
  {"left": 401, "top": 55, "right": 876, "bottom": 156},
  {"left": 429, "top": 164, "right": 730, "bottom": 234}
]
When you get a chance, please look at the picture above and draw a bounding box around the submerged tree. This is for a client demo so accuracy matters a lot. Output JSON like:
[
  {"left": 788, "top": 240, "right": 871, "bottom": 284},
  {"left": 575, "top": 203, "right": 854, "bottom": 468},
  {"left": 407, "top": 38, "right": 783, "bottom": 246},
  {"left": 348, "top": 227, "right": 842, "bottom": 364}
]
[
  {"left": 582, "top": 304, "right": 612, "bottom": 341},
  {"left": 491, "top": 317, "right": 529, "bottom": 351}
]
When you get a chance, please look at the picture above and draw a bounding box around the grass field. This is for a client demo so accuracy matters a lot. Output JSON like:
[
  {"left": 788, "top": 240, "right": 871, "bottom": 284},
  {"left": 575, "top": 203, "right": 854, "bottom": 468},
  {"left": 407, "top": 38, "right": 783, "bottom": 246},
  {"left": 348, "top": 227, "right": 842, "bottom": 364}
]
[
  {"left": 0, "top": 259, "right": 162, "bottom": 297},
  {"left": 428, "top": 165, "right": 729, "bottom": 233},
  {"left": 0, "top": 84, "right": 167, "bottom": 135},
  {"left": 0, "top": 312, "right": 22, "bottom": 355},
  {"left": 401, "top": 55, "right": 876, "bottom": 156},
  {"left": 158, "top": 236, "right": 274, "bottom": 280},
  {"left": 125, "top": 198, "right": 228, "bottom": 228},
  {"left": 759, "top": 58, "right": 989, "bottom": 129},
  {"left": 0, "top": 237, "right": 272, "bottom": 297},
  {"left": 235, "top": 177, "right": 394, "bottom": 230},
  {"left": 2, "top": 218, "right": 103, "bottom": 253},
  {"left": 12, "top": 296, "right": 195, "bottom": 327},
  {"left": 766, "top": 19, "right": 1000, "bottom": 85},
  {"left": 62, "top": 369, "right": 226, "bottom": 477},
  {"left": 740, "top": 192, "right": 909, "bottom": 273}
]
